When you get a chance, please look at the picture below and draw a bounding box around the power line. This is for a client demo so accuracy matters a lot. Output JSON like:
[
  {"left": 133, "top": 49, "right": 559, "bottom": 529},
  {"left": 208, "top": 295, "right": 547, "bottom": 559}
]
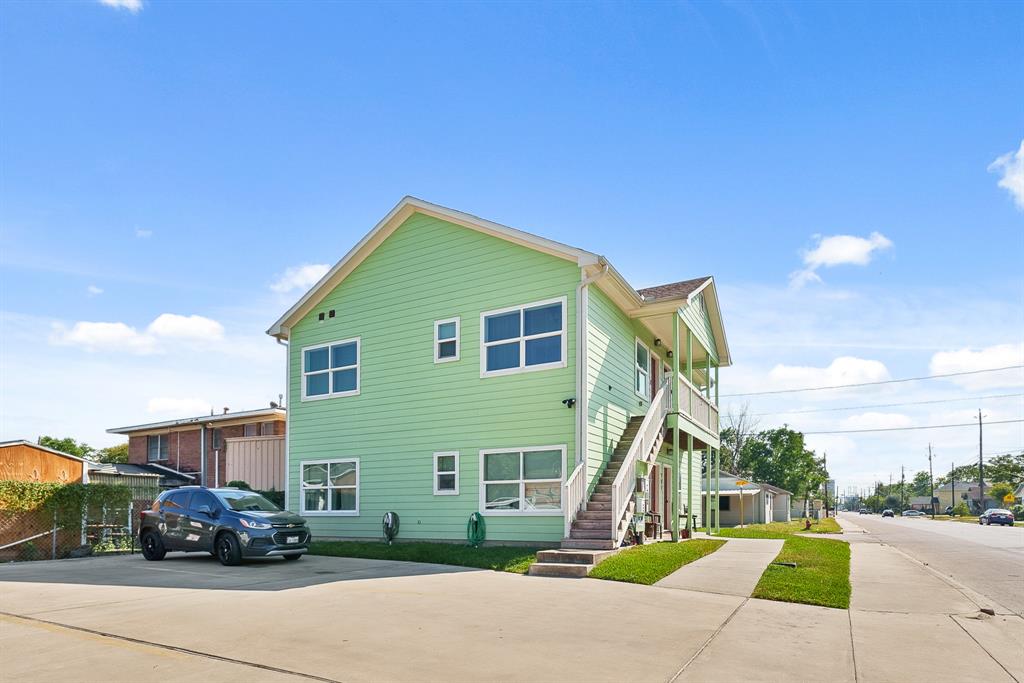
[
  {"left": 722, "top": 365, "right": 1024, "bottom": 398},
  {"left": 803, "top": 418, "right": 1024, "bottom": 435},
  {"left": 750, "top": 392, "right": 1023, "bottom": 417}
]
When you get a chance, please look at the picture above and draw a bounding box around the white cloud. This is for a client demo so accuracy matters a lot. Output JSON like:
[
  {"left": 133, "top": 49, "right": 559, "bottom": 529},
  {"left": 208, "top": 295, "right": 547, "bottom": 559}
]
[
  {"left": 147, "top": 313, "right": 224, "bottom": 341},
  {"left": 270, "top": 263, "right": 330, "bottom": 294},
  {"left": 135, "top": 228, "right": 153, "bottom": 238},
  {"left": 929, "top": 343, "right": 1024, "bottom": 391},
  {"left": 988, "top": 140, "right": 1024, "bottom": 210},
  {"left": 768, "top": 356, "right": 892, "bottom": 391},
  {"left": 146, "top": 397, "right": 211, "bottom": 416},
  {"left": 50, "top": 313, "right": 224, "bottom": 354},
  {"left": 50, "top": 321, "right": 156, "bottom": 354},
  {"left": 99, "top": 0, "right": 142, "bottom": 13},
  {"left": 839, "top": 412, "right": 913, "bottom": 430},
  {"left": 789, "top": 231, "right": 893, "bottom": 288},
  {"left": 86, "top": 285, "right": 103, "bottom": 296}
]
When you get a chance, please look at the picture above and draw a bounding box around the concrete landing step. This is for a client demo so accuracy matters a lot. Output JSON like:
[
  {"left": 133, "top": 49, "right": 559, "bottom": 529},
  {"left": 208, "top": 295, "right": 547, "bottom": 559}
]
[
  {"left": 536, "top": 548, "right": 619, "bottom": 565},
  {"left": 528, "top": 562, "right": 592, "bottom": 578},
  {"left": 561, "top": 538, "right": 617, "bottom": 550}
]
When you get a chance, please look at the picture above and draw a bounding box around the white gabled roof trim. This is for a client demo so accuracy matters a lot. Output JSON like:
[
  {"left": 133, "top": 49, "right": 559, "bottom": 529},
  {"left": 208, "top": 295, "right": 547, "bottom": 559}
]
[
  {"left": 107, "top": 407, "right": 286, "bottom": 435},
  {"left": 267, "top": 196, "right": 599, "bottom": 338}
]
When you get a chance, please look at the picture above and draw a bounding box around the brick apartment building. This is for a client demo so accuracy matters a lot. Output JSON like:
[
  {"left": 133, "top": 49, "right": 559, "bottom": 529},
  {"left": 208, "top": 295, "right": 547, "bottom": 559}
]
[{"left": 108, "top": 406, "right": 286, "bottom": 488}]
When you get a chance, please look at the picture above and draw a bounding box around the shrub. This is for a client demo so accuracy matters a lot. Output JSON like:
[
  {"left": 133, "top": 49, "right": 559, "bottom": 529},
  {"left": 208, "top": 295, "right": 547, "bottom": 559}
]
[
  {"left": 226, "top": 480, "right": 253, "bottom": 490},
  {"left": 259, "top": 489, "right": 285, "bottom": 507},
  {"left": 951, "top": 502, "right": 970, "bottom": 517}
]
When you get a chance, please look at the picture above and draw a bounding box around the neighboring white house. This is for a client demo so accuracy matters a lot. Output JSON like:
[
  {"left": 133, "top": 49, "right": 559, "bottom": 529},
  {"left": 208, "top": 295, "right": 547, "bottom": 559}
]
[{"left": 703, "top": 474, "right": 792, "bottom": 527}]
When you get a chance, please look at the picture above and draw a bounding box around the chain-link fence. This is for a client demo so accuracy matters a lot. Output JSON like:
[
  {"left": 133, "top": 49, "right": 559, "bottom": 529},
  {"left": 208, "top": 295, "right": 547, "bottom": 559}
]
[{"left": 0, "top": 496, "right": 154, "bottom": 562}]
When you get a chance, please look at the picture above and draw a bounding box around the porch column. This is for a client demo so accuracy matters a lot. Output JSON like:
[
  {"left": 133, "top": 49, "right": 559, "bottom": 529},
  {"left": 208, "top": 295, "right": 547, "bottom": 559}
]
[
  {"left": 714, "top": 363, "right": 719, "bottom": 406},
  {"left": 686, "top": 329, "right": 693, "bottom": 417},
  {"left": 687, "top": 433, "right": 694, "bottom": 534},
  {"left": 704, "top": 448, "right": 711, "bottom": 532},
  {"left": 705, "top": 354, "right": 711, "bottom": 399},
  {"left": 714, "top": 448, "right": 721, "bottom": 534},
  {"left": 671, "top": 312, "right": 681, "bottom": 542}
]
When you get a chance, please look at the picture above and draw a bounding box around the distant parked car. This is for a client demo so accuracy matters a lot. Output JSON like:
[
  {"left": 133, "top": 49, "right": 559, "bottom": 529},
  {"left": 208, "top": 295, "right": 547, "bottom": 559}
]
[
  {"left": 944, "top": 505, "right": 954, "bottom": 515},
  {"left": 979, "top": 509, "right": 1015, "bottom": 526},
  {"left": 858, "top": 508, "right": 870, "bottom": 515},
  {"left": 139, "top": 486, "right": 310, "bottom": 566},
  {"left": 902, "top": 509, "right": 925, "bottom": 517},
  {"left": 882, "top": 509, "right": 895, "bottom": 517}
]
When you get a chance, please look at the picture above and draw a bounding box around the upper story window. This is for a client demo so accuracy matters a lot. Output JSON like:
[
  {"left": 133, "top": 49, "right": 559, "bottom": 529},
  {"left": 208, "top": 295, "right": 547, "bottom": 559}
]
[
  {"left": 480, "top": 297, "right": 566, "bottom": 377},
  {"left": 302, "top": 338, "right": 360, "bottom": 399},
  {"left": 243, "top": 424, "right": 257, "bottom": 437},
  {"left": 434, "top": 317, "right": 460, "bottom": 363},
  {"left": 635, "top": 339, "right": 651, "bottom": 400},
  {"left": 260, "top": 421, "right": 275, "bottom": 436},
  {"left": 147, "top": 434, "right": 168, "bottom": 462},
  {"left": 212, "top": 428, "right": 223, "bottom": 449}
]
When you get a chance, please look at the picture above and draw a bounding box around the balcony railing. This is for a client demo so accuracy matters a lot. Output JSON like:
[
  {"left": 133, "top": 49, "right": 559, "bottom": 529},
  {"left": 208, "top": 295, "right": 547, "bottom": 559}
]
[{"left": 678, "top": 372, "right": 719, "bottom": 434}]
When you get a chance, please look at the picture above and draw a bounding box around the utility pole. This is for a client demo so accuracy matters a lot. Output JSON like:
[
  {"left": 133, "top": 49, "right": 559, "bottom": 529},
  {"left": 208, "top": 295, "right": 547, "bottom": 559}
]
[
  {"left": 978, "top": 410, "right": 985, "bottom": 512},
  {"left": 823, "top": 452, "right": 829, "bottom": 518},
  {"left": 951, "top": 462, "right": 955, "bottom": 516},
  {"left": 928, "top": 444, "right": 935, "bottom": 519},
  {"left": 900, "top": 465, "right": 905, "bottom": 511}
]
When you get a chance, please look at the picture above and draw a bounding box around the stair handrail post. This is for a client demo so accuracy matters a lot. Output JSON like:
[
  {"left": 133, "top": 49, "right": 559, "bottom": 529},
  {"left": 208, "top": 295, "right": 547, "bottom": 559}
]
[{"left": 563, "top": 462, "right": 586, "bottom": 538}]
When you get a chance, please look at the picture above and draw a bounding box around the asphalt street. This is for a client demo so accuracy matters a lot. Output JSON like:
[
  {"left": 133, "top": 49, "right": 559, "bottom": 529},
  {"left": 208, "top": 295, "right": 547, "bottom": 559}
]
[{"left": 841, "top": 511, "right": 1024, "bottom": 616}]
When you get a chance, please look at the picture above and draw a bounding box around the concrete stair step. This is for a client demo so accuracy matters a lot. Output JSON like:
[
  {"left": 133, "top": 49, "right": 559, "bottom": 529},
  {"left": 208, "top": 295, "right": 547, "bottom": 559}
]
[
  {"left": 527, "top": 562, "right": 591, "bottom": 578},
  {"left": 535, "top": 549, "right": 617, "bottom": 565},
  {"left": 561, "top": 538, "right": 617, "bottom": 550}
]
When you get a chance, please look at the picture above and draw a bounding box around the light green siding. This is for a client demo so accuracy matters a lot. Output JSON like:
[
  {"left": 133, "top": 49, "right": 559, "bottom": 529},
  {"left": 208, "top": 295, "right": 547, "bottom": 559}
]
[
  {"left": 585, "top": 287, "right": 662, "bottom": 491},
  {"left": 679, "top": 294, "right": 718, "bottom": 363},
  {"left": 287, "top": 212, "right": 578, "bottom": 543}
]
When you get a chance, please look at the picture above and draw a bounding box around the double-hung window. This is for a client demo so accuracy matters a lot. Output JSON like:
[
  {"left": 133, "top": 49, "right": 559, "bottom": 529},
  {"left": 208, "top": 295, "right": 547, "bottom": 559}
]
[
  {"left": 635, "top": 338, "right": 651, "bottom": 400},
  {"left": 480, "top": 446, "right": 564, "bottom": 514},
  {"left": 147, "top": 435, "right": 168, "bottom": 462},
  {"left": 481, "top": 297, "right": 566, "bottom": 376},
  {"left": 434, "top": 317, "right": 460, "bottom": 363},
  {"left": 302, "top": 338, "right": 360, "bottom": 399},
  {"left": 433, "top": 451, "right": 459, "bottom": 495},
  {"left": 300, "top": 459, "right": 359, "bottom": 515}
]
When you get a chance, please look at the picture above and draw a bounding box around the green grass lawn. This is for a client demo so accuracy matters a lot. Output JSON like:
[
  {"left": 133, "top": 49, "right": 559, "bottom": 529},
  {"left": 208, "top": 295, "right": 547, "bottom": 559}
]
[
  {"left": 587, "top": 539, "right": 726, "bottom": 585},
  {"left": 308, "top": 540, "right": 540, "bottom": 574},
  {"left": 752, "top": 536, "right": 851, "bottom": 609},
  {"left": 708, "top": 517, "right": 843, "bottom": 539}
]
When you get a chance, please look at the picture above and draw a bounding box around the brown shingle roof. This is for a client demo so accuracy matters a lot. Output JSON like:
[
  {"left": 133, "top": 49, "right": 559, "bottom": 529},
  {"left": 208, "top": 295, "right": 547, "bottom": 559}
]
[{"left": 636, "top": 277, "right": 710, "bottom": 302}]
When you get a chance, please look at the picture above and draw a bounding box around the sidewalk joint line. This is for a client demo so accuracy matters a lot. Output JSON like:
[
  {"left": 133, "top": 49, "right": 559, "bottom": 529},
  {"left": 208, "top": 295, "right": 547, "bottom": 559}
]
[
  {"left": 667, "top": 597, "right": 748, "bottom": 683},
  {"left": 0, "top": 611, "right": 343, "bottom": 683},
  {"left": 948, "top": 614, "right": 1018, "bottom": 682},
  {"left": 847, "top": 608, "right": 860, "bottom": 683}
]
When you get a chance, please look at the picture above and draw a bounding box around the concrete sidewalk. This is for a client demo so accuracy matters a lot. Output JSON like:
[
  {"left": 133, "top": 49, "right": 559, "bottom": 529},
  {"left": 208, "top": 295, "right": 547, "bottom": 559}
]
[{"left": 655, "top": 537, "right": 783, "bottom": 596}]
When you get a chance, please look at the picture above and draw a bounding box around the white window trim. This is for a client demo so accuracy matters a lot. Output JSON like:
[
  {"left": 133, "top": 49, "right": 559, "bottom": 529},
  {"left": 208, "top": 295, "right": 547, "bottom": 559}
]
[
  {"left": 433, "top": 317, "right": 461, "bottom": 364},
  {"left": 635, "top": 337, "right": 651, "bottom": 401},
  {"left": 147, "top": 434, "right": 168, "bottom": 462},
  {"left": 299, "top": 458, "right": 360, "bottom": 516},
  {"left": 478, "top": 445, "right": 566, "bottom": 516},
  {"left": 479, "top": 296, "right": 568, "bottom": 378},
  {"left": 300, "top": 337, "right": 361, "bottom": 401},
  {"left": 433, "top": 451, "right": 460, "bottom": 496}
]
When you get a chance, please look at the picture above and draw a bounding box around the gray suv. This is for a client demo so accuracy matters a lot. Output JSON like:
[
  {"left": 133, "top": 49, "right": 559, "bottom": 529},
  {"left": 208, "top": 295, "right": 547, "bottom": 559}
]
[{"left": 139, "top": 487, "right": 310, "bottom": 566}]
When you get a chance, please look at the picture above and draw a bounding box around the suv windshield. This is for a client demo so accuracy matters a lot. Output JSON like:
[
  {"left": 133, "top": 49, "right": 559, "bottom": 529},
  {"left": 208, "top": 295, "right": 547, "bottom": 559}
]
[{"left": 214, "top": 490, "right": 281, "bottom": 512}]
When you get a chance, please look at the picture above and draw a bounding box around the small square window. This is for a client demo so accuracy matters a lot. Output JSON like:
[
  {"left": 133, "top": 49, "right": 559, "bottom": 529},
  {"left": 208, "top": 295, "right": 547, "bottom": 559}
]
[
  {"left": 433, "top": 451, "right": 459, "bottom": 495},
  {"left": 434, "top": 318, "right": 460, "bottom": 363}
]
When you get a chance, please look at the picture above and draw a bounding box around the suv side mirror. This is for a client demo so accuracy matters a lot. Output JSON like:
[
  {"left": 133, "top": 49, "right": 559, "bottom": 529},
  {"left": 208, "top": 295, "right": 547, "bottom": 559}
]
[{"left": 198, "top": 504, "right": 214, "bottom": 518}]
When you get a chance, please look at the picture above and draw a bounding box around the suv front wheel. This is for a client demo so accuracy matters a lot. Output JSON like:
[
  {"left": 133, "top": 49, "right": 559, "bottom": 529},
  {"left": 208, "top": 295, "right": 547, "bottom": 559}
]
[{"left": 215, "top": 532, "right": 242, "bottom": 566}]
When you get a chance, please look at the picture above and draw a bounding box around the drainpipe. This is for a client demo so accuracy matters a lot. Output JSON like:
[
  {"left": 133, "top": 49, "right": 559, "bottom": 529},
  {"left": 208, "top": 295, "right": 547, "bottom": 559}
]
[
  {"left": 277, "top": 336, "right": 290, "bottom": 508},
  {"left": 575, "top": 260, "right": 609, "bottom": 484}
]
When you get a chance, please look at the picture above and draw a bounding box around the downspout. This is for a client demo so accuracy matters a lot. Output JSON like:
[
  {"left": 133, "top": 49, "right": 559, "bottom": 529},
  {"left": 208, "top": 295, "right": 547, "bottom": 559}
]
[
  {"left": 200, "top": 424, "right": 207, "bottom": 487},
  {"left": 575, "top": 260, "right": 609, "bottom": 481},
  {"left": 277, "top": 336, "right": 290, "bottom": 508}
]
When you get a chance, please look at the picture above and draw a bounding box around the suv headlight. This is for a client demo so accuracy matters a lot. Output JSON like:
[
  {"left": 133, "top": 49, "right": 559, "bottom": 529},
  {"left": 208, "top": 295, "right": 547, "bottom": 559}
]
[{"left": 239, "top": 518, "right": 272, "bottom": 530}]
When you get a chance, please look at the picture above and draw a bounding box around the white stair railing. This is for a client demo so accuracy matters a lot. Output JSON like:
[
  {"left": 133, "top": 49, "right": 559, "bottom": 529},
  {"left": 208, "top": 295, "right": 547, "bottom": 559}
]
[
  {"left": 609, "top": 384, "right": 671, "bottom": 545},
  {"left": 563, "top": 462, "right": 587, "bottom": 538}
]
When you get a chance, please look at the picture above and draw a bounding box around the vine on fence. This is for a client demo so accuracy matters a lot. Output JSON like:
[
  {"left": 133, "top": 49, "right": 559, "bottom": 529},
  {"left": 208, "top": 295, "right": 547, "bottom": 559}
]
[{"left": 0, "top": 481, "right": 133, "bottom": 528}]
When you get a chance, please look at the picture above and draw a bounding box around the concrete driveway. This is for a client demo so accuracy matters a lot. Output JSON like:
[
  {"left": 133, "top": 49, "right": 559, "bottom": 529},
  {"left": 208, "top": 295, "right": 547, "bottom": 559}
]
[{"left": 0, "top": 552, "right": 743, "bottom": 683}]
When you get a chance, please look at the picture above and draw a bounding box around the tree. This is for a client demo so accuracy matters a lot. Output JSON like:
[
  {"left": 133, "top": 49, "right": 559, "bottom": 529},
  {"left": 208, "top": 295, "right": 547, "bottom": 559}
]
[
  {"left": 884, "top": 495, "right": 900, "bottom": 510},
  {"left": 910, "top": 470, "right": 931, "bottom": 497},
  {"left": 717, "top": 403, "right": 759, "bottom": 476},
  {"left": 988, "top": 482, "right": 1014, "bottom": 506},
  {"left": 97, "top": 443, "right": 129, "bottom": 464},
  {"left": 985, "top": 453, "right": 1024, "bottom": 487},
  {"left": 37, "top": 436, "right": 95, "bottom": 460}
]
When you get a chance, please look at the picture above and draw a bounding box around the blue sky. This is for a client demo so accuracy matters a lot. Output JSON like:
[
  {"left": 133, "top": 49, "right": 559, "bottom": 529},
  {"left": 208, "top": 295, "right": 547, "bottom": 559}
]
[{"left": 1, "top": 1, "right": 1021, "bottom": 490}]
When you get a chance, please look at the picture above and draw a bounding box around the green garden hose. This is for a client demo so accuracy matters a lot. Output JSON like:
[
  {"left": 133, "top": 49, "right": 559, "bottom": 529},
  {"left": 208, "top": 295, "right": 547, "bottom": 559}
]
[{"left": 467, "top": 512, "right": 486, "bottom": 547}]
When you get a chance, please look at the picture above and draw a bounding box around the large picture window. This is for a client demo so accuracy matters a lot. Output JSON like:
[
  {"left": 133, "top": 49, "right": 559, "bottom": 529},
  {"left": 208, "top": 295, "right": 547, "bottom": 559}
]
[
  {"left": 302, "top": 338, "right": 360, "bottom": 399},
  {"left": 480, "top": 297, "right": 566, "bottom": 376},
  {"left": 300, "top": 459, "right": 359, "bottom": 515},
  {"left": 479, "top": 446, "right": 565, "bottom": 515},
  {"left": 147, "top": 435, "right": 168, "bottom": 462}
]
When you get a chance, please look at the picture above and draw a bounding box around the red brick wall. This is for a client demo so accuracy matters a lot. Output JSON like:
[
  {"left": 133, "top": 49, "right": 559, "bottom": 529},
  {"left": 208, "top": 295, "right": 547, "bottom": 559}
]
[{"left": 126, "top": 419, "right": 286, "bottom": 487}]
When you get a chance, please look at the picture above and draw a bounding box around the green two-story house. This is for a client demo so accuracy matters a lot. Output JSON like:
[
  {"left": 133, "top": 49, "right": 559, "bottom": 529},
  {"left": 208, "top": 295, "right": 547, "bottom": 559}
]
[{"left": 267, "top": 197, "right": 730, "bottom": 554}]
